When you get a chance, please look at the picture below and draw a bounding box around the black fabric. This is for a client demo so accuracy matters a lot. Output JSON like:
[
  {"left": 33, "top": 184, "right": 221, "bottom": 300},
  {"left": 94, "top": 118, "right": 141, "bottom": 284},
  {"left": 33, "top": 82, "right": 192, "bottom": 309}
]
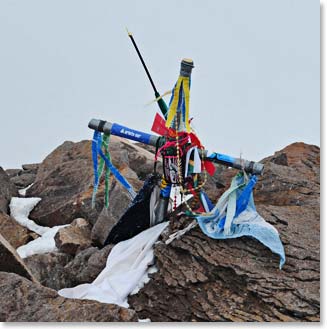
[{"left": 104, "top": 174, "right": 162, "bottom": 245}]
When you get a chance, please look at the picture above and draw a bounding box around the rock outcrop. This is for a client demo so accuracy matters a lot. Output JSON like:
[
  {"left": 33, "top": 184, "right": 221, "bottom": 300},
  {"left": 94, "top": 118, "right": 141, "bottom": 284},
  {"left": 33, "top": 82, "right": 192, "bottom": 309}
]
[
  {"left": 0, "top": 212, "right": 35, "bottom": 248},
  {"left": 0, "top": 141, "right": 319, "bottom": 322},
  {"left": 5, "top": 163, "right": 39, "bottom": 190},
  {"left": 255, "top": 142, "right": 320, "bottom": 206},
  {"left": 26, "top": 137, "right": 155, "bottom": 227},
  {"left": 63, "top": 244, "right": 113, "bottom": 287},
  {"left": 24, "top": 252, "right": 73, "bottom": 290},
  {"left": 90, "top": 173, "right": 140, "bottom": 246},
  {"left": 0, "top": 272, "right": 137, "bottom": 322},
  {"left": 0, "top": 233, "right": 36, "bottom": 282},
  {"left": 10, "top": 173, "right": 35, "bottom": 190},
  {"left": 25, "top": 245, "right": 113, "bottom": 291},
  {"left": 54, "top": 218, "right": 92, "bottom": 255},
  {"left": 128, "top": 142, "right": 320, "bottom": 322}
]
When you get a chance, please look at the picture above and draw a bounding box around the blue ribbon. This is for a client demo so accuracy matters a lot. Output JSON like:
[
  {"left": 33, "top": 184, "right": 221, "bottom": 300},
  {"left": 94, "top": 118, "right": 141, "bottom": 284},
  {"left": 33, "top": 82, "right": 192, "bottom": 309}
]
[
  {"left": 96, "top": 133, "right": 136, "bottom": 200},
  {"left": 91, "top": 131, "right": 101, "bottom": 207}
]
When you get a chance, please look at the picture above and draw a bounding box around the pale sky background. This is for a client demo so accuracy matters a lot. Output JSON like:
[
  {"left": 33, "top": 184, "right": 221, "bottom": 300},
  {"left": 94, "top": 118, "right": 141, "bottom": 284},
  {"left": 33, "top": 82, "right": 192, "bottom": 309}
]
[{"left": 0, "top": 0, "right": 320, "bottom": 169}]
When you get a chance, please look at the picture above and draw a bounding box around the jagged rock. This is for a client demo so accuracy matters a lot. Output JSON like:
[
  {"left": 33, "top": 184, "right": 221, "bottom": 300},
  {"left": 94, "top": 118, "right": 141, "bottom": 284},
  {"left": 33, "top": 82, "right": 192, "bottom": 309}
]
[
  {"left": 0, "top": 233, "right": 36, "bottom": 282},
  {"left": 254, "top": 143, "right": 320, "bottom": 206},
  {"left": 4, "top": 140, "right": 319, "bottom": 322},
  {"left": 24, "top": 252, "right": 73, "bottom": 290},
  {"left": 0, "top": 167, "right": 18, "bottom": 214},
  {"left": 25, "top": 245, "right": 113, "bottom": 290},
  {"left": 22, "top": 163, "right": 40, "bottom": 174},
  {"left": 91, "top": 207, "right": 116, "bottom": 247},
  {"left": 0, "top": 212, "right": 34, "bottom": 248},
  {"left": 26, "top": 140, "right": 99, "bottom": 227},
  {"left": 129, "top": 143, "right": 320, "bottom": 322},
  {"left": 203, "top": 142, "right": 320, "bottom": 207},
  {"left": 130, "top": 208, "right": 319, "bottom": 321},
  {"left": 10, "top": 172, "right": 36, "bottom": 189},
  {"left": 91, "top": 177, "right": 137, "bottom": 246},
  {"left": 54, "top": 218, "right": 92, "bottom": 256},
  {"left": 5, "top": 168, "right": 22, "bottom": 179},
  {"left": 64, "top": 245, "right": 114, "bottom": 287},
  {"left": 0, "top": 272, "right": 137, "bottom": 322},
  {"left": 26, "top": 137, "right": 148, "bottom": 227},
  {"left": 265, "top": 142, "right": 320, "bottom": 169},
  {"left": 6, "top": 164, "right": 39, "bottom": 189}
]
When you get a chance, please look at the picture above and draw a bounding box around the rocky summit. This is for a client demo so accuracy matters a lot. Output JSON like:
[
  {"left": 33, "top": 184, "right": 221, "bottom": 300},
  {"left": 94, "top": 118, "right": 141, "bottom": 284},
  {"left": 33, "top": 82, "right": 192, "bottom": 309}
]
[{"left": 0, "top": 139, "right": 320, "bottom": 322}]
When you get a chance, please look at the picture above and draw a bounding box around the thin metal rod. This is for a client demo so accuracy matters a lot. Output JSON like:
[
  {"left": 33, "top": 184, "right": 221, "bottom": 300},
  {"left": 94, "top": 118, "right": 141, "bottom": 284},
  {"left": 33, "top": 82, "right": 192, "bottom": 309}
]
[{"left": 127, "top": 30, "right": 158, "bottom": 94}]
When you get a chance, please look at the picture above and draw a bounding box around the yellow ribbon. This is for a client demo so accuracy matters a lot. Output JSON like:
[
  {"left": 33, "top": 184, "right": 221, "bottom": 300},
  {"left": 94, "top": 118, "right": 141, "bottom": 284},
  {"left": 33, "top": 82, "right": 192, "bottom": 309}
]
[
  {"left": 183, "top": 77, "right": 191, "bottom": 133},
  {"left": 165, "top": 76, "right": 191, "bottom": 133}
]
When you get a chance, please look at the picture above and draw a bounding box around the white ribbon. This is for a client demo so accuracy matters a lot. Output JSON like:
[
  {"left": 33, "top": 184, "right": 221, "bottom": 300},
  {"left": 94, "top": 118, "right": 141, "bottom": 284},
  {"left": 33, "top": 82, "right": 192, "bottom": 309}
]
[{"left": 184, "top": 146, "right": 202, "bottom": 178}]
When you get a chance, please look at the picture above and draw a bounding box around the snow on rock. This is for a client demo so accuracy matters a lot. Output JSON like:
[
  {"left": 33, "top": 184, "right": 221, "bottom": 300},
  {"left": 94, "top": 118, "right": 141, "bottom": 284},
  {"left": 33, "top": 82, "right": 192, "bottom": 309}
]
[
  {"left": 18, "top": 183, "right": 34, "bottom": 197},
  {"left": 9, "top": 197, "right": 46, "bottom": 235},
  {"left": 9, "top": 197, "right": 68, "bottom": 258},
  {"left": 17, "top": 226, "right": 67, "bottom": 259},
  {"left": 138, "top": 318, "right": 151, "bottom": 322}
]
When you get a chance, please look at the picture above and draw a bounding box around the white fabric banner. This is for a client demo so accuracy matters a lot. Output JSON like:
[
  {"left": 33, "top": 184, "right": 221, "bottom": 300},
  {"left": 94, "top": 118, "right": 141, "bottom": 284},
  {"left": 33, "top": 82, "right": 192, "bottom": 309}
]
[{"left": 59, "top": 221, "right": 169, "bottom": 308}]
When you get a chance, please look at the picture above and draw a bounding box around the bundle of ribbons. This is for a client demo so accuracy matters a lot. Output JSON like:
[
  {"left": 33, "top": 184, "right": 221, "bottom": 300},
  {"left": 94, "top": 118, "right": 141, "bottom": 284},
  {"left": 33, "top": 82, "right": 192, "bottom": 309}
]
[
  {"left": 89, "top": 54, "right": 285, "bottom": 268},
  {"left": 91, "top": 130, "right": 136, "bottom": 210}
]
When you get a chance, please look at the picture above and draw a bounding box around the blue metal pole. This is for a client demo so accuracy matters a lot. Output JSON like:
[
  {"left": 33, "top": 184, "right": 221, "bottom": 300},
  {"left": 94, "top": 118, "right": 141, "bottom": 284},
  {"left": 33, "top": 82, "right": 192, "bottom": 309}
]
[{"left": 88, "top": 118, "right": 264, "bottom": 175}]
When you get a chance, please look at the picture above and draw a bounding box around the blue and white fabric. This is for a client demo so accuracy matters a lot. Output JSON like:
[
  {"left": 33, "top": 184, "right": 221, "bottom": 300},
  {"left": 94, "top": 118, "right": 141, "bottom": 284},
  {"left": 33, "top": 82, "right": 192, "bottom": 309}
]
[{"left": 196, "top": 173, "right": 285, "bottom": 268}]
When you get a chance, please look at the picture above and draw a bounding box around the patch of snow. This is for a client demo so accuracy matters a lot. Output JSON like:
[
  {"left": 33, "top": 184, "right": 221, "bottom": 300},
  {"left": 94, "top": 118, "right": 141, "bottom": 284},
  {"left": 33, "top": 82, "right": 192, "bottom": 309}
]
[
  {"left": 138, "top": 318, "right": 151, "bottom": 322},
  {"left": 17, "top": 225, "right": 67, "bottom": 258},
  {"left": 9, "top": 197, "right": 47, "bottom": 235},
  {"left": 9, "top": 197, "right": 68, "bottom": 258},
  {"left": 58, "top": 221, "right": 169, "bottom": 308},
  {"left": 18, "top": 183, "right": 34, "bottom": 196}
]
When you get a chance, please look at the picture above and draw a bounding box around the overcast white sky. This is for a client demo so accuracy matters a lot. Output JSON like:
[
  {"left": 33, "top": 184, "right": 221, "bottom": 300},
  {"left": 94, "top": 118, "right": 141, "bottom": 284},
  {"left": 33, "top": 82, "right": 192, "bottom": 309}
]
[{"left": 0, "top": 0, "right": 319, "bottom": 169}]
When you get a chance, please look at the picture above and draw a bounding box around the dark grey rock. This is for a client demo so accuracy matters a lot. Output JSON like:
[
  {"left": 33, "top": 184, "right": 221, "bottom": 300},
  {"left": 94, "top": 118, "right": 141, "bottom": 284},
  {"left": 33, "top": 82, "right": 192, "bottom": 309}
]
[
  {"left": 54, "top": 218, "right": 92, "bottom": 256},
  {"left": 26, "top": 138, "right": 144, "bottom": 227},
  {"left": 0, "top": 167, "right": 18, "bottom": 214},
  {"left": 5, "top": 169, "right": 22, "bottom": 179},
  {"left": 0, "top": 272, "right": 137, "bottom": 322},
  {"left": 0, "top": 212, "right": 35, "bottom": 248},
  {"left": 24, "top": 252, "right": 73, "bottom": 290},
  {"left": 91, "top": 179, "right": 135, "bottom": 246},
  {"left": 22, "top": 163, "right": 40, "bottom": 174},
  {"left": 10, "top": 172, "right": 36, "bottom": 189},
  {"left": 0, "top": 233, "right": 36, "bottom": 282},
  {"left": 64, "top": 245, "right": 113, "bottom": 287}
]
